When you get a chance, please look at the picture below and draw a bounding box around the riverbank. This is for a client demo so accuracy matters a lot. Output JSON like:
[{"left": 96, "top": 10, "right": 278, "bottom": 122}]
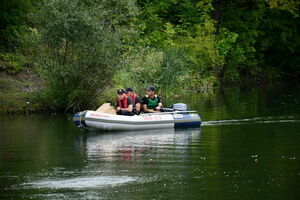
[
  {"left": 0, "top": 65, "right": 41, "bottom": 114},
  {"left": 0, "top": 63, "right": 291, "bottom": 115},
  {"left": 0, "top": 52, "right": 297, "bottom": 114}
]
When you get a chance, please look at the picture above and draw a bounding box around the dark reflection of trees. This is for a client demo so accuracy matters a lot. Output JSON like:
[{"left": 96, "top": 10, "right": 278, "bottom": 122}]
[
  {"left": 0, "top": 114, "right": 90, "bottom": 198},
  {"left": 164, "top": 84, "right": 300, "bottom": 122},
  {"left": 0, "top": 114, "right": 87, "bottom": 174}
]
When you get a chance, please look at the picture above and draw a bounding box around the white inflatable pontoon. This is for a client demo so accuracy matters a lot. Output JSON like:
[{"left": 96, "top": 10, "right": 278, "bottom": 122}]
[{"left": 73, "top": 110, "right": 201, "bottom": 131}]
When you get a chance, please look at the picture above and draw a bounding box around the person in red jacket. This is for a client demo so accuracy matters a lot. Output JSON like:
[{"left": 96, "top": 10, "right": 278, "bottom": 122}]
[
  {"left": 116, "top": 89, "right": 134, "bottom": 116},
  {"left": 125, "top": 88, "right": 141, "bottom": 114}
]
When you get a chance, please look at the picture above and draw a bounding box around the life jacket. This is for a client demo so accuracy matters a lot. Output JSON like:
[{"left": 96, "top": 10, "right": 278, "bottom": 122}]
[
  {"left": 146, "top": 95, "right": 159, "bottom": 109},
  {"left": 130, "top": 92, "right": 138, "bottom": 104},
  {"left": 118, "top": 95, "right": 128, "bottom": 108}
]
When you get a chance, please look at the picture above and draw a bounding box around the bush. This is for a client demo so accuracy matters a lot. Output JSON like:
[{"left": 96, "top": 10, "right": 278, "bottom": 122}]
[
  {"left": 0, "top": 52, "right": 27, "bottom": 74},
  {"left": 28, "top": 0, "right": 138, "bottom": 112}
]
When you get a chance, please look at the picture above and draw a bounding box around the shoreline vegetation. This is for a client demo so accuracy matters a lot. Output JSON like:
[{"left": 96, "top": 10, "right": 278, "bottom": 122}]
[{"left": 0, "top": 0, "right": 299, "bottom": 114}]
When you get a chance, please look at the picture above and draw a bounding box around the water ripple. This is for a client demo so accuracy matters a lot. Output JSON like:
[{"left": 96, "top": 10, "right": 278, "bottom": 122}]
[
  {"left": 23, "top": 176, "right": 138, "bottom": 189},
  {"left": 202, "top": 116, "right": 300, "bottom": 126}
]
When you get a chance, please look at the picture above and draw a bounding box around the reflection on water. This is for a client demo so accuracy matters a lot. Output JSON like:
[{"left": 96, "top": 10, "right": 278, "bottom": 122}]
[
  {"left": 4, "top": 128, "right": 201, "bottom": 199},
  {"left": 1, "top": 85, "right": 300, "bottom": 200},
  {"left": 85, "top": 128, "right": 201, "bottom": 162}
]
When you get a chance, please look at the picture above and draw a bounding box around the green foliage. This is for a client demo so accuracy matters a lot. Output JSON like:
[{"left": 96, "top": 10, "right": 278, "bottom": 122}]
[
  {"left": 0, "top": 0, "right": 37, "bottom": 49},
  {"left": 158, "top": 48, "right": 190, "bottom": 94},
  {"left": 1, "top": 0, "right": 300, "bottom": 112},
  {"left": 267, "top": 0, "right": 300, "bottom": 17},
  {"left": 219, "top": 1, "right": 300, "bottom": 83},
  {"left": 28, "top": 0, "right": 138, "bottom": 112},
  {"left": 260, "top": 5, "right": 300, "bottom": 78},
  {"left": 172, "top": 22, "right": 222, "bottom": 91},
  {"left": 137, "top": 0, "right": 203, "bottom": 46},
  {"left": 122, "top": 0, "right": 221, "bottom": 93},
  {"left": 114, "top": 47, "right": 193, "bottom": 95},
  {"left": 113, "top": 47, "right": 163, "bottom": 94},
  {"left": 135, "top": 0, "right": 299, "bottom": 85},
  {"left": 0, "top": 52, "right": 27, "bottom": 74},
  {"left": 217, "top": 2, "right": 263, "bottom": 83},
  {"left": 114, "top": 0, "right": 300, "bottom": 95}
]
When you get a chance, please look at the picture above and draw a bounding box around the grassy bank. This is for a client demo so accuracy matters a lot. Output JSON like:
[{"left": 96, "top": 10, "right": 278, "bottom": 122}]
[{"left": 0, "top": 52, "right": 41, "bottom": 114}]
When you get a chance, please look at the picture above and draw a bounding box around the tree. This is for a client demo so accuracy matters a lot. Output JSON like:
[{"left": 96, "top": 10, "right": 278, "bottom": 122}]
[
  {"left": 29, "top": 0, "right": 138, "bottom": 112},
  {"left": 0, "top": 0, "right": 38, "bottom": 49},
  {"left": 267, "top": 0, "right": 300, "bottom": 17}
]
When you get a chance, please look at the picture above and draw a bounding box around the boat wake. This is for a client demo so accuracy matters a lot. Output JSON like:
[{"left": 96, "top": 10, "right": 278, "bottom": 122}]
[
  {"left": 22, "top": 176, "right": 138, "bottom": 190},
  {"left": 202, "top": 116, "right": 300, "bottom": 126}
]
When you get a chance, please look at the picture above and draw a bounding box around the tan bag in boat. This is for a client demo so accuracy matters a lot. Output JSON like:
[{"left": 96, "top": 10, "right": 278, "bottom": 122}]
[{"left": 96, "top": 103, "right": 117, "bottom": 115}]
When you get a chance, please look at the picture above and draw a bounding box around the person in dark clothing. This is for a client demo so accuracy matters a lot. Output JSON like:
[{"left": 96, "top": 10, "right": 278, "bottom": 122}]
[
  {"left": 116, "top": 89, "right": 134, "bottom": 116},
  {"left": 141, "top": 85, "right": 163, "bottom": 113},
  {"left": 125, "top": 88, "right": 141, "bottom": 114}
]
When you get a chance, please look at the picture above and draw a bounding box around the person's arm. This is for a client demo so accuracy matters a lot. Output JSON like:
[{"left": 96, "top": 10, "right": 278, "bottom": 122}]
[
  {"left": 141, "top": 97, "right": 155, "bottom": 113},
  {"left": 155, "top": 97, "right": 163, "bottom": 110},
  {"left": 135, "top": 96, "right": 141, "bottom": 112},
  {"left": 120, "top": 97, "right": 133, "bottom": 112},
  {"left": 156, "top": 104, "right": 162, "bottom": 111},
  {"left": 142, "top": 104, "right": 155, "bottom": 112},
  {"left": 144, "top": 104, "right": 155, "bottom": 113},
  {"left": 136, "top": 103, "right": 141, "bottom": 112},
  {"left": 121, "top": 104, "right": 133, "bottom": 112},
  {"left": 142, "top": 104, "right": 147, "bottom": 111}
]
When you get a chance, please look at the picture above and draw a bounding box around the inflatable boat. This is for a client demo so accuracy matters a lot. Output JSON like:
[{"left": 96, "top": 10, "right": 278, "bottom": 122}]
[{"left": 72, "top": 104, "right": 201, "bottom": 131}]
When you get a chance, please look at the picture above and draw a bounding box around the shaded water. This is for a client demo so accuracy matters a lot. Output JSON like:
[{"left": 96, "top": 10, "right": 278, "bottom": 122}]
[{"left": 1, "top": 85, "right": 300, "bottom": 199}]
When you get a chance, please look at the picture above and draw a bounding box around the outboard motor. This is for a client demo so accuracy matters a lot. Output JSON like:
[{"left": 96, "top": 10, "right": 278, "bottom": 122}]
[
  {"left": 171, "top": 103, "right": 201, "bottom": 127},
  {"left": 172, "top": 103, "right": 188, "bottom": 111}
]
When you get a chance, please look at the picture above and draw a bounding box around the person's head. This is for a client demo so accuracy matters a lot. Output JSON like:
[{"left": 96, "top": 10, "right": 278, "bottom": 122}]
[
  {"left": 146, "top": 85, "right": 155, "bottom": 96},
  {"left": 125, "top": 88, "right": 133, "bottom": 96},
  {"left": 117, "top": 89, "right": 126, "bottom": 100}
]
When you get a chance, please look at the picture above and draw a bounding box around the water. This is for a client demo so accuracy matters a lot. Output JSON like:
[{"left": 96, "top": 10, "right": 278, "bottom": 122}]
[{"left": 1, "top": 85, "right": 300, "bottom": 199}]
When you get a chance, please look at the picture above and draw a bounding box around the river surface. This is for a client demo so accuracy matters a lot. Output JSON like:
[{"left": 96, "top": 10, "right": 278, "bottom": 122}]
[{"left": 1, "top": 85, "right": 300, "bottom": 200}]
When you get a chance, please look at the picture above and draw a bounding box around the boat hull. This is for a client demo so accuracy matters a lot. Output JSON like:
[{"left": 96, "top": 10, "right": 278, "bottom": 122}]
[{"left": 73, "top": 111, "right": 201, "bottom": 131}]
